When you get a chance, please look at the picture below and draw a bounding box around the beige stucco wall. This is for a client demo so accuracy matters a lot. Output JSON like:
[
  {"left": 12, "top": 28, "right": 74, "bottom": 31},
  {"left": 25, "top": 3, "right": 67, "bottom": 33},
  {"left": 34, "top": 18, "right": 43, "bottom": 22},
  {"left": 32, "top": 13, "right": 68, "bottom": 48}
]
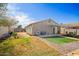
[
  {"left": 26, "top": 25, "right": 33, "bottom": 35},
  {"left": 0, "top": 26, "right": 9, "bottom": 36},
  {"left": 66, "top": 29, "right": 76, "bottom": 33},
  {"left": 55, "top": 27, "right": 59, "bottom": 34},
  {"left": 60, "top": 27, "right": 66, "bottom": 35},
  {"left": 60, "top": 27, "right": 79, "bottom": 35},
  {"left": 32, "top": 24, "right": 53, "bottom": 35},
  {"left": 76, "top": 29, "right": 79, "bottom": 35}
]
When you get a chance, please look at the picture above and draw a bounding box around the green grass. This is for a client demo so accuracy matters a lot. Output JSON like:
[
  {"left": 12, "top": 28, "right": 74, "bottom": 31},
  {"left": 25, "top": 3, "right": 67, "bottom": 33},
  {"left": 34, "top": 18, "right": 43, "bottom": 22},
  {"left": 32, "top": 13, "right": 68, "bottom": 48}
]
[
  {"left": 0, "top": 37, "right": 31, "bottom": 56},
  {"left": 46, "top": 36, "right": 77, "bottom": 44}
]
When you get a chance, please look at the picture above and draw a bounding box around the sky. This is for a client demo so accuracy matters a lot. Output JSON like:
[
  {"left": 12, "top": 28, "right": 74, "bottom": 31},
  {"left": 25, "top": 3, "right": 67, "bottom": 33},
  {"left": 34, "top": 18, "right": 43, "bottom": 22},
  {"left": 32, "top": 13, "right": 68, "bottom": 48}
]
[{"left": 7, "top": 3, "right": 79, "bottom": 27}]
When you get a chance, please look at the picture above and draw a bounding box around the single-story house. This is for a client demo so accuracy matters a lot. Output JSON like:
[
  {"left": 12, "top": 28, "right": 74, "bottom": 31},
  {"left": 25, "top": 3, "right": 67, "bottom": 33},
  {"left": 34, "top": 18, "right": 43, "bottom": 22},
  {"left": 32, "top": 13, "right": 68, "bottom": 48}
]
[
  {"left": 25, "top": 18, "right": 60, "bottom": 36},
  {"left": 60, "top": 23, "right": 79, "bottom": 36}
]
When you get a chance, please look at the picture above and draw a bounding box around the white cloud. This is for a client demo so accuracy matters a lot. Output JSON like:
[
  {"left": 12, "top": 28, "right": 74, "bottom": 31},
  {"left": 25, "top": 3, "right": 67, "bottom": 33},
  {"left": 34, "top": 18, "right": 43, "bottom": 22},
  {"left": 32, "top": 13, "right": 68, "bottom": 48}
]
[
  {"left": 15, "top": 13, "right": 36, "bottom": 27},
  {"left": 7, "top": 4, "right": 35, "bottom": 27}
]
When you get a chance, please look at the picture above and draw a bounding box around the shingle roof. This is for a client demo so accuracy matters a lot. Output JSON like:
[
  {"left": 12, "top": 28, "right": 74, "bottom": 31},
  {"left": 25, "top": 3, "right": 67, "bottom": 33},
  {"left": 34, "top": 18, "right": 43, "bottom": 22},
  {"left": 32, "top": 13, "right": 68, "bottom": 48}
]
[
  {"left": 25, "top": 18, "right": 59, "bottom": 28},
  {"left": 61, "top": 22, "right": 79, "bottom": 29}
]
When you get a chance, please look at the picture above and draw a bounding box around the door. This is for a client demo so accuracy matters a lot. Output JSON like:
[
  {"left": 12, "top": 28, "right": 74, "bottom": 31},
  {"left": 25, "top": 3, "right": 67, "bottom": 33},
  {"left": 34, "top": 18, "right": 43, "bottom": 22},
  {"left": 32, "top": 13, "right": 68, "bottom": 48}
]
[{"left": 53, "top": 27, "right": 55, "bottom": 34}]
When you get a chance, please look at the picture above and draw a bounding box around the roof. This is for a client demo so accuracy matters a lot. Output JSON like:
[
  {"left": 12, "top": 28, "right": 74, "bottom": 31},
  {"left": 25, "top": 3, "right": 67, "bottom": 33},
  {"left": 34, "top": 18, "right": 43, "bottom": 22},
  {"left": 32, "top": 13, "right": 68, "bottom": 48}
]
[
  {"left": 61, "top": 22, "right": 79, "bottom": 29},
  {"left": 61, "top": 22, "right": 79, "bottom": 26},
  {"left": 25, "top": 18, "right": 59, "bottom": 28}
]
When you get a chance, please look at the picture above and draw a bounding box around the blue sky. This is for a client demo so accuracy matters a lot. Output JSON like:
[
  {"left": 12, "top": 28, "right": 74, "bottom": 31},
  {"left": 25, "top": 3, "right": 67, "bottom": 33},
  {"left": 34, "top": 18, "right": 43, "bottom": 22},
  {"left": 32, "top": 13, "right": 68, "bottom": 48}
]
[{"left": 8, "top": 3, "right": 79, "bottom": 27}]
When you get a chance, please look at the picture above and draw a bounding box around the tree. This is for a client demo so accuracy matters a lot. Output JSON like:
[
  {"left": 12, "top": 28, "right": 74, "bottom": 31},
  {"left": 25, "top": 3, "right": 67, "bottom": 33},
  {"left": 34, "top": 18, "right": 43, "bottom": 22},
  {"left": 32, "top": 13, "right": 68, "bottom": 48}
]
[
  {"left": 0, "top": 3, "right": 8, "bottom": 17},
  {"left": 0, "top": 3, "right": 8, "bottom": 26},
  {"left": 0, "top": 3, "right": 18, "bottom": 32},
  {"left": 17, "top": 25, "right": 22, "bottom": 28},
  {"left": 0, "top": 17, "right": 18, "bottom": 32}
]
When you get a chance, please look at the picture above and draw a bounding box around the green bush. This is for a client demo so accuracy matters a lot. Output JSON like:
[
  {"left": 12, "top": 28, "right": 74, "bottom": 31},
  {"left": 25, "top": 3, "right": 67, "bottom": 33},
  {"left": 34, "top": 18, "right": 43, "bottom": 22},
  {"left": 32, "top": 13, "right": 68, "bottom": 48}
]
[{"left": 11, "top": 32, "right": 17, "bottom": 38}]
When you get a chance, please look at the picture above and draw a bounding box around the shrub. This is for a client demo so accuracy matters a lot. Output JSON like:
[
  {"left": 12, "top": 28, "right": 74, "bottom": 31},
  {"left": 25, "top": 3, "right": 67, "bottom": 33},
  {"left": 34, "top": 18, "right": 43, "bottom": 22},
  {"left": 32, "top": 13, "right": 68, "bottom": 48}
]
[{"left": 11, "top": 32, "right": 17, "bottom": 39}]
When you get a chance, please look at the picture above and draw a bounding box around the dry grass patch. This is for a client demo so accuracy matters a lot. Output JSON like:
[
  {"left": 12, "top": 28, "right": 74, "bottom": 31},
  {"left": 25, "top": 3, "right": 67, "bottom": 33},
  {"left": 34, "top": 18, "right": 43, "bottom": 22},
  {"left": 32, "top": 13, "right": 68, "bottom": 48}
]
[{"left": 0, "top": 36, "right": 62, "bottom": 56}]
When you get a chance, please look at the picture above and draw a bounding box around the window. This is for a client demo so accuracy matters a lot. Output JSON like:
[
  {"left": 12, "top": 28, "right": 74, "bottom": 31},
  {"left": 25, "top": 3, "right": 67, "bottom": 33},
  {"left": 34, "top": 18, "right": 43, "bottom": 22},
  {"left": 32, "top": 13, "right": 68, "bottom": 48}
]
[{"left": 40, "top": 32, "right": 46, "bottom": 35}]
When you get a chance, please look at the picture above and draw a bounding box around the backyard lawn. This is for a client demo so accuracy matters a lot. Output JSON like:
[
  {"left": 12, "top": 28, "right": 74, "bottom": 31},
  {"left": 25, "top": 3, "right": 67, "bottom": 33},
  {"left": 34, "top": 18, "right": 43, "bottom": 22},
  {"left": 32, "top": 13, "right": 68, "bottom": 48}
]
[
  {"left": 0, "top": 36, "right": 62, "bottom": 56},
  {"left": 46, "top": 36, "right": 78, "bottom": 44}
]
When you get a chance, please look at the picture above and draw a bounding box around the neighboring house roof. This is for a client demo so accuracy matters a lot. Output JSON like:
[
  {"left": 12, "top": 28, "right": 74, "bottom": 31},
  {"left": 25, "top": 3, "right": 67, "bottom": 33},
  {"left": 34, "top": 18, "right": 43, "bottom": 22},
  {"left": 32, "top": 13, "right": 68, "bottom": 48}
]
[
  {"left": 61, "top": 22, "right": 79, "bottom": 29},
  {"left": 25, "top": 18, "right": 59, "bottom": 28}
]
